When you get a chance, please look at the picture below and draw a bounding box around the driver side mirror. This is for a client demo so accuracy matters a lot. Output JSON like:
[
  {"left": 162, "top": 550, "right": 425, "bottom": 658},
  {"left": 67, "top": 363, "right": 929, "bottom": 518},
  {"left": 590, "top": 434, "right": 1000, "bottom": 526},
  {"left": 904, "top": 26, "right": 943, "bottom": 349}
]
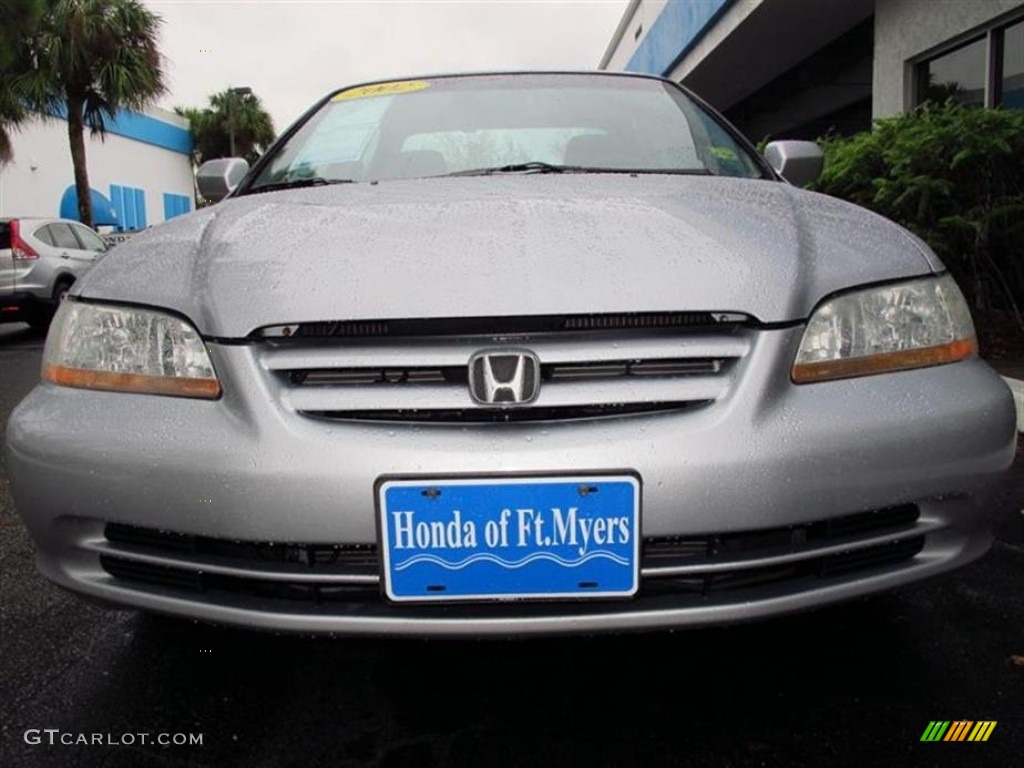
[
  {"left": 763, "top": 141, "right": 824, "bottom": 188},
  {"left": 196, "top": 158, "right": 250, "bottom": 202}
]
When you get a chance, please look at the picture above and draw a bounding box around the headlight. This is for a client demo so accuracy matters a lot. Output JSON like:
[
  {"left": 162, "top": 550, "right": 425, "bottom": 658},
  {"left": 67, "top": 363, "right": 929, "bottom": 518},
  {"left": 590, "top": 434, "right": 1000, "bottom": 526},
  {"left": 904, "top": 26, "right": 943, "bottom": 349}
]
[
  {"left": 42, "top": 301, "right": 221, "bottom": 398},
  {"left": 792, "top": 274, "right": 976, "bottom": 384}
]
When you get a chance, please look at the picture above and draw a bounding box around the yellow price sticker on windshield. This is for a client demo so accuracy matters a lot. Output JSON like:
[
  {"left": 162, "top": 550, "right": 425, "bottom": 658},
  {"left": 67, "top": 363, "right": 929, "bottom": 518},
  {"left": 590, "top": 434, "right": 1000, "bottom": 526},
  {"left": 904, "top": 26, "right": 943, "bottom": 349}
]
[
  {"left": 710, "top": 146, "right": 739, "bottom": 162},
  {"left": 332, "top": 80, "right": 430, "bottom": 102}
]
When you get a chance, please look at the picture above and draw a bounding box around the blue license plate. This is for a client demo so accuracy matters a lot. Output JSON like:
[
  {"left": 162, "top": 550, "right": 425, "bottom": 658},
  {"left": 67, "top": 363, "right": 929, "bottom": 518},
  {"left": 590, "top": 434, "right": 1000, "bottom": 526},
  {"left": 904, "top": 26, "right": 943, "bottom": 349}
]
[{"left": 378, "top": 475, "right": 640, "bottom": 602}]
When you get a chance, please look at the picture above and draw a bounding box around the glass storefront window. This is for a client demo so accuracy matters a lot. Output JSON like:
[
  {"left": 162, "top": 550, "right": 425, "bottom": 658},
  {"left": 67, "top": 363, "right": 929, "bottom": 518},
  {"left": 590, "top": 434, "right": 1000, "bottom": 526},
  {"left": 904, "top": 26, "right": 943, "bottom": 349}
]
[
  {"left": 918, "top": 37, "right": 987, "bottom": 107},
  {"left": 1002, "top": 20, "right": 1024, "bottom": 109}
]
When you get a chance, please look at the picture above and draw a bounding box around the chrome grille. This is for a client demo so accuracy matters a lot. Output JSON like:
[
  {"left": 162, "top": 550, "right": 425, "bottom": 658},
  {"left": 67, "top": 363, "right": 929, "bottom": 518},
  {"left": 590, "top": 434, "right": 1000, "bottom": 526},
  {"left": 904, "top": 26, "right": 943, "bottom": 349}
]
[{"left": 258, "top": 318, "right": 752, "bottom": 424}]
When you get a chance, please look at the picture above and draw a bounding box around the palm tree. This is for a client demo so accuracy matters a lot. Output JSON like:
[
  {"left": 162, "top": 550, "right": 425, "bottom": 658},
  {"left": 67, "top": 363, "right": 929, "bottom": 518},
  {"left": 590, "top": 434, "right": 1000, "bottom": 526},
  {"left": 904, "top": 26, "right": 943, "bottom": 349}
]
[
  {"left": 0, "top": 0, "right": 45, "bottom": 163},
  {"left": 176, "top": 90, "right": 276, "bottom": 167},
  {"left": 173, "top": 105, "right": 211, "bottom": 167},
  {"left": 15, "top": 0, "right": 166, "bottom": 226}
]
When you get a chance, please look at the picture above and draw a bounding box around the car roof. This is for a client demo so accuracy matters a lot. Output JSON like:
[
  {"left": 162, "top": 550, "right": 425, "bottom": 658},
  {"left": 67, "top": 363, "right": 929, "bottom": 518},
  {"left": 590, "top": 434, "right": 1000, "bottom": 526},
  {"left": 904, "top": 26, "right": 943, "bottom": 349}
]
[{"left": 1, "top": 217, "right": 90, "bottom": 225}]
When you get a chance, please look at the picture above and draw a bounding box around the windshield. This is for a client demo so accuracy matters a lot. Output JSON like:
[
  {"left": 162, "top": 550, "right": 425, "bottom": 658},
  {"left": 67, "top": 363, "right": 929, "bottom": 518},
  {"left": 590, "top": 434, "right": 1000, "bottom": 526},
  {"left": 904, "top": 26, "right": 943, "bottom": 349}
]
[{"left": 248, "top": 74, "right": 766, "bottom": 190}]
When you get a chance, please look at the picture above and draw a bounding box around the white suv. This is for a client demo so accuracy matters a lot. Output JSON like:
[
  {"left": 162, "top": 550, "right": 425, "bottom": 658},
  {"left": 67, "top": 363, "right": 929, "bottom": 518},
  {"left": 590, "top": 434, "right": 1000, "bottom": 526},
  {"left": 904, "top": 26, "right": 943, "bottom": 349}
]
[{"left": 0, "top": 217, "right": 107, "bottom": 328}]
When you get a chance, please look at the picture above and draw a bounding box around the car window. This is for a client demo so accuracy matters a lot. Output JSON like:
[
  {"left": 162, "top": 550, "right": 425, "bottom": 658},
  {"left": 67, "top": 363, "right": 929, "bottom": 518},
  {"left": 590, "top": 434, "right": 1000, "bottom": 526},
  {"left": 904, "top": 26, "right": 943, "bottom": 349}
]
[
  {"left": 685, "top": 105, "right": 765, "bottom": 177},
  {"left": 251, "top": 74, "right": 765, "bottom": 188},
  {"left": 48, "top": 223, "right": 82, "bottom": 250},
  {"left": 70, "top": 223, "right": 107, "bottom": 252},
  {"left": 0, "top": 221, "right": 10, "bottom": 250},
  {"left": 290, "top": 96, "right": 390, "bottom": 174},
  {"left": 402, "top": 128, "right": 607, "bottom": 171},
  {"left": 34, "top": 225, "right": 57, "bottom": 247}
]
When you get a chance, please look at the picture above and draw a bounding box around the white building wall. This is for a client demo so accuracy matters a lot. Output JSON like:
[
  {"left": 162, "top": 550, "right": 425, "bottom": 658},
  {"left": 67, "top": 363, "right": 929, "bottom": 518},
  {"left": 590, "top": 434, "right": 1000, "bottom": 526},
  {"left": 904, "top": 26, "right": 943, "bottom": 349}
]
[
  {"left": 873, "top": 0, "right": 1023, "bottom": 116},
  {"left": 0, "top": 110, "right": 194, "bottom": 228}
]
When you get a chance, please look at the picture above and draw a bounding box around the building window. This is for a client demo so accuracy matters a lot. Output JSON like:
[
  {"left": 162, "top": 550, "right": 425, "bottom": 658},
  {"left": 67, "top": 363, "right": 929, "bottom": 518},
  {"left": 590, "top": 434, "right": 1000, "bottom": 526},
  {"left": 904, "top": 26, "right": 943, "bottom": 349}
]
[
  {"left": 163, "top": 193, "right": 192, "bottom": 221},
  {"left": 915, "top": 15, "right": 1024, "bottom": 109},
  {"left": 109, "top": 184, "right": 148, "bottom": 231},
  {"left": 1002, "top": 20, "right": 1024, "bottom": 108},
  {"left": 918, "top": 36, "right": 986, "bottom": 107}
]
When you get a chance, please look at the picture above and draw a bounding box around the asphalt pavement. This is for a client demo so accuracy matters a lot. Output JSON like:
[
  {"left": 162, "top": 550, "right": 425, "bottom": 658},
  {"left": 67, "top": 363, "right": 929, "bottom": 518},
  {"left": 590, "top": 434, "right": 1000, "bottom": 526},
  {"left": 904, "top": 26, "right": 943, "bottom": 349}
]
[{"left": 1, "top": 321, "right": 1021, "bottom": 768}]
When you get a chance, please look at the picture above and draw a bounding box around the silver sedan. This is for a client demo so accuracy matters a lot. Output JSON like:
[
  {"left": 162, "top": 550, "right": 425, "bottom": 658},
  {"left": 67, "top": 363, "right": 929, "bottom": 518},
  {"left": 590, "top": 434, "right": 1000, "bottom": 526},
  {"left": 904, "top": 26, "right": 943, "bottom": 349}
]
[{"left": 6, "top": 73, "right": 1016, "bottom": 636}]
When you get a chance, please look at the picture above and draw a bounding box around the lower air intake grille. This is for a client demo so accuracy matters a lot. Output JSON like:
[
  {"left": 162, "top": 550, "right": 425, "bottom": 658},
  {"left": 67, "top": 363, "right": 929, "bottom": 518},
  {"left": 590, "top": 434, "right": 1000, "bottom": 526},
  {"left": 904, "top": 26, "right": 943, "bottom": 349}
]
[
  {"left": 640, "top": 538, "right": 925, "bottom": 597},
  {"left": 104, "top": 523, "right": 378, "bottom": 572},
  {"left": 99, "top": 504, "right": 924, "bottom": 606}
]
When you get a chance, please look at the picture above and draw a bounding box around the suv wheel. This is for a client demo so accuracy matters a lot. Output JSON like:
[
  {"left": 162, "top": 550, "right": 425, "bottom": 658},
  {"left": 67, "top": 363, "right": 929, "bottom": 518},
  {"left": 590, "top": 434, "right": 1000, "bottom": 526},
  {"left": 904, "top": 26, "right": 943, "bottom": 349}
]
[{"left": 52, "top": 279, "right": 73, "bottom": 304}]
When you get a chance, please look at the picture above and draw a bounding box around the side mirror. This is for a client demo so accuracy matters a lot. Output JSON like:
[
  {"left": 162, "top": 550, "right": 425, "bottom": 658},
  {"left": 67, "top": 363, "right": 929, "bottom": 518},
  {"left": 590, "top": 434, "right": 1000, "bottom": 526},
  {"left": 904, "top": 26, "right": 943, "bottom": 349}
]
[
  {"left": 196, "top": 158, "right": 250, "bottom": 202},
  {"left": 764, "top": 141, "right": 824, "bottom": 187}
]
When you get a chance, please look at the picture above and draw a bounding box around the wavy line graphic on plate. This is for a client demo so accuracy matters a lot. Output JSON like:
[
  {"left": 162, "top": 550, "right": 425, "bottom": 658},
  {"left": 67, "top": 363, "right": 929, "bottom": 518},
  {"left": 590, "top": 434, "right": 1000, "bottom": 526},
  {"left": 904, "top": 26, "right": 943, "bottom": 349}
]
[{"left": 393, "top": 550, "right": 629, "bottom": 572}]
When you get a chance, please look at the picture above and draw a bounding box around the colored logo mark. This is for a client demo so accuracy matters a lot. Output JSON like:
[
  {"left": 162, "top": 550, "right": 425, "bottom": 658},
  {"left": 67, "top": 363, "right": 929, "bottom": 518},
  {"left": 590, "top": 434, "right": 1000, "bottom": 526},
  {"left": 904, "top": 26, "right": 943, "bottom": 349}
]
[{"left": 920, "top": 721, "right": 997, "bottom": 742}]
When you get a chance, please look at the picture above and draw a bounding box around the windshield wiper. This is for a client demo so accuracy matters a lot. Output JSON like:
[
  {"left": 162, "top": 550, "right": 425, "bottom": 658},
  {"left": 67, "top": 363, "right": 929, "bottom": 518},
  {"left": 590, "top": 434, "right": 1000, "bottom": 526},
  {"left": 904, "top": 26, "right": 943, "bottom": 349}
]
[
  {"left": 246, "top": 177, "right": 356, "bottom": 194},
  {"left": 447, "top": 162, "right": 580, "bottom": 177},
  {"left": 447, "top": 162, "right": 711, "bottom": 177}
]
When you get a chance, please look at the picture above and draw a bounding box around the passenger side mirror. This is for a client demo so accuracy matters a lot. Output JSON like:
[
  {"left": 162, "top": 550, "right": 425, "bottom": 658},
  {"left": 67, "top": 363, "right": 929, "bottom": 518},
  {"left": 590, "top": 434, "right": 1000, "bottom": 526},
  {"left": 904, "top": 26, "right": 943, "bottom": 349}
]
[
  {"left": 196, "top": 158, "right": 250, "bottom": 202},
  {"left": 763, "top": 141, "right": 824, "bottom": 187}
]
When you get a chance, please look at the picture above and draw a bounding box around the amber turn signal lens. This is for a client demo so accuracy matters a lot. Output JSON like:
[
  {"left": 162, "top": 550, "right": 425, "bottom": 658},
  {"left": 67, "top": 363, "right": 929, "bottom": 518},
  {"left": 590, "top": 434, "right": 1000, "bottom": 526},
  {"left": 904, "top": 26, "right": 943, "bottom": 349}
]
[
  {"left": 791, "top": 337, "right": 976, "bottom": 384},
  {"left": 43, "top": 364, "right": 221, "bottom": 399}
]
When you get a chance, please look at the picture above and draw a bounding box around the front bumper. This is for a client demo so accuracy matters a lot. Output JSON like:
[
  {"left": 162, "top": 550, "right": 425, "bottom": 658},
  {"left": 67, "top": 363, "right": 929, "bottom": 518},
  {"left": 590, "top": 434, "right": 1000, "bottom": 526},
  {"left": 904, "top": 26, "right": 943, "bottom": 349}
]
[{"left": 6, "top": 329, "right": 1017, "bottom": 636}]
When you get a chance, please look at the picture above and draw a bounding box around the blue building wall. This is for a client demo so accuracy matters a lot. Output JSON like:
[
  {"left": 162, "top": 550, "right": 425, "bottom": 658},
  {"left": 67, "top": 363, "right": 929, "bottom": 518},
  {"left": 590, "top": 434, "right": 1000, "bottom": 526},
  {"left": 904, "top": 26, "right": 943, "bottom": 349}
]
[
  {"left": 627, "top": 0, "right": 737, "bottom": 76},
  {"left": 49, "top": 103, "right": 193, "bottom": 156}
]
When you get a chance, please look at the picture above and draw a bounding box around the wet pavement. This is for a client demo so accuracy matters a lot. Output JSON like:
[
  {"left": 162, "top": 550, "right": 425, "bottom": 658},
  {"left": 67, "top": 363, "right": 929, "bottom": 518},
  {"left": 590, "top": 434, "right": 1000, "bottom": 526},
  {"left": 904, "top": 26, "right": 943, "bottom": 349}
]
[{"left": 1, "top": 321, "right": 1021, "bottom": 767}]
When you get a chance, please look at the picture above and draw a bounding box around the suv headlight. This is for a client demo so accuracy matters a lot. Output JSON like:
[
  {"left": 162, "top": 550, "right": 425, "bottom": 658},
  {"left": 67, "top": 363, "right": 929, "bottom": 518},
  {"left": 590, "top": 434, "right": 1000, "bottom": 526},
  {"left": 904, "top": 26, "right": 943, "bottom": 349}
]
[
  {"left": 792, "top": 274, "right": 976, "bottom": 384},
  {"left": 42, "top": 301, "right": 221, "bottom": 398}
]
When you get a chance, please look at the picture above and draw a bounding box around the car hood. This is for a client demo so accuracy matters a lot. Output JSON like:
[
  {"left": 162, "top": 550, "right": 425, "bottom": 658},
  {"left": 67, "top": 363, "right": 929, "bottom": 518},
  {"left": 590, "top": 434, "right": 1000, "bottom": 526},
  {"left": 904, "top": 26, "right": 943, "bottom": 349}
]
[{"left": 77, "top": 175, "right": 937, "bottom": 337}]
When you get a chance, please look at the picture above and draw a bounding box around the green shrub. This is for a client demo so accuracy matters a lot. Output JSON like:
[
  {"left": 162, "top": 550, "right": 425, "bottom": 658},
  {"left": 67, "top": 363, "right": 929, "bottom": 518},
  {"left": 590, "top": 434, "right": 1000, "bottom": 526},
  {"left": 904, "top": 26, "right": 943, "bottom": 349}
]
[{"left": 813, "top": 102, "right": 1024, "bottom": 341}]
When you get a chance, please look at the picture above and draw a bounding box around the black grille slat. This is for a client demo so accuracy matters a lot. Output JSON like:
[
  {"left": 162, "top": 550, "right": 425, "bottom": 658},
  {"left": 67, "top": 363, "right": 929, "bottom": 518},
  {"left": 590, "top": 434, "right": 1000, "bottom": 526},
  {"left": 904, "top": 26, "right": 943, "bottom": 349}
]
[
  {"left": 814, "top": 505, "right": 920, "bottom": 539},
  {"left": 818, "top": 537, "right": 925, "bottom": 576},
  {"left": 104, "top": 524, "right": 196, "bottom": 553},
  {"left": 300, "top": 402, "right": 705, "bottom": 423},
  {"left": 637, "top": 536, "right": 710, "bottom": 562},
  {"left": 293, "top": 368, "right": 455, "bottom": 386},
  {"left": 101, "top": 556, "right": 204, "bottom": 591}
]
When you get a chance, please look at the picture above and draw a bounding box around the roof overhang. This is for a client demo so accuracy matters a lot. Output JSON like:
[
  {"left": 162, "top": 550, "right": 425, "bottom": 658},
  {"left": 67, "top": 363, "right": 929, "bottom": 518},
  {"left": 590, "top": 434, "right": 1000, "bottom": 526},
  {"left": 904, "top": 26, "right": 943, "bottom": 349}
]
[{"left": 671, "top": 0, "right": 874, "bottom": 111}]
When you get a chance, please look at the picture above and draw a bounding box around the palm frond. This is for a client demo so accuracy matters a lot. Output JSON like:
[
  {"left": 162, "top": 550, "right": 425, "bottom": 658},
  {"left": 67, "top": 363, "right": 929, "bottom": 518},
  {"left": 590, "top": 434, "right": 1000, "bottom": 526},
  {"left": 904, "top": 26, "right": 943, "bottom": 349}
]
[{"left": 4, "top": 0, "right": 167, "bottom": 219}]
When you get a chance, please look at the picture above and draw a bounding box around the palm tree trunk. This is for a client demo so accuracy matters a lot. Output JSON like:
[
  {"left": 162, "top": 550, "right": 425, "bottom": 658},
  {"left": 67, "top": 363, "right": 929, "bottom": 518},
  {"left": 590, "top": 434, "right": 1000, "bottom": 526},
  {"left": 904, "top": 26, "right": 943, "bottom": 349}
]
[{"left": 66, "top": 96, "right": 93, "bottom": 227}]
